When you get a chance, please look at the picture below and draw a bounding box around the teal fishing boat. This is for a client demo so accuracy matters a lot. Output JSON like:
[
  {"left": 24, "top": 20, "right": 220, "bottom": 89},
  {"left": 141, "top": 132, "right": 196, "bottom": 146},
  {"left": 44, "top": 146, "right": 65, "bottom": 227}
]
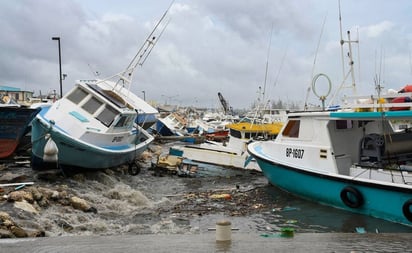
[{"left": 248, "top": 10, "right": 412, "bottom": 226}]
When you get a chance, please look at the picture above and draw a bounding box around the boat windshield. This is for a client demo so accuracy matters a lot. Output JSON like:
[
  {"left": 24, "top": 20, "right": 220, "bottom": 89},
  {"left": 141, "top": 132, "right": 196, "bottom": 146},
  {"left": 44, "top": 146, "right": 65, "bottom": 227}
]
[{"left": 114, "top": 114, "right": 134, "bottom": 128}]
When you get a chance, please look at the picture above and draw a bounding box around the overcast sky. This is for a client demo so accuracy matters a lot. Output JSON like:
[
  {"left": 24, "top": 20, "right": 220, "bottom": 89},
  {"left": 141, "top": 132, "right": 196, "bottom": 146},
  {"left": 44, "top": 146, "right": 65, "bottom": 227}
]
[{"left": 1, "top": 0, "right": 412, "bottom": 109}]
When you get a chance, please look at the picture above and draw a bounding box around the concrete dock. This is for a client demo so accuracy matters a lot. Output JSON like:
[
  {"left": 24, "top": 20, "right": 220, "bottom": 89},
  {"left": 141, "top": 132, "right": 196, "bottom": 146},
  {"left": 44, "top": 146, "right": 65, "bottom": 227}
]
[{"left": 1, "top": 233, "right": 411, "bottom": 253}]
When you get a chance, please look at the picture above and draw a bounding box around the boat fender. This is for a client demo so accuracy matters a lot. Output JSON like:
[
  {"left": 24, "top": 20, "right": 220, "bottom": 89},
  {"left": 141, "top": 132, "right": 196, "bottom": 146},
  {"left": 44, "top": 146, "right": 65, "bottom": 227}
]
[
  {"left": 340, "top": 186, "right": 364, "bottom": 208},
  {"left": 402, "top": 199, "right": 412, "bottom": 222},
  {"left": 43, "top": 134, "right": 58, "bottom": 162}
]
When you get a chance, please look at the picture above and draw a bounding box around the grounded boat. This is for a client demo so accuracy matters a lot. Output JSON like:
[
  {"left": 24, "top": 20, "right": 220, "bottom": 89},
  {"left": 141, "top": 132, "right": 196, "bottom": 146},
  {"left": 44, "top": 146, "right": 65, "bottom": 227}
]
[
  {"left": 248, "top": 97, "right": 412, "bottom": 226},
  {"left": 0, "top": 99, "right": 41, "bottom": 158},
  {"left": 30, "top": 82, "right": 155, "bottom": 172},
  {"left": 248, "top": 22, "right": 412, "bottom": 226},
  {"left": 154, "top": 112, "right": 188, "bottom": 137},
  {"left": 170, "top": 110, "right": 285, "bottom": 171},
  {"left": 154, "top": 92, "right": 237, "bottom": 143},
  {"left": 30, "top": 4, "right": 172, "bottom": 173}
]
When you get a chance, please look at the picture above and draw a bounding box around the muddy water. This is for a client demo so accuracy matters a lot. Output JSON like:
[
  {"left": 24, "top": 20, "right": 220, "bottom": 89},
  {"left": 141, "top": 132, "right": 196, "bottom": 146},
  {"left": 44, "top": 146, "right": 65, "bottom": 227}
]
[{"left": 1, "top": 144, "right": 412, "bottom": 237}]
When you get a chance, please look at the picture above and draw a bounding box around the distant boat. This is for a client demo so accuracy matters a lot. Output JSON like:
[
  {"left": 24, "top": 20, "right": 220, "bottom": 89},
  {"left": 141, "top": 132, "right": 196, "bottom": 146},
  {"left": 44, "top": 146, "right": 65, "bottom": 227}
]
[
  {"left": 170, "top": 110, "right": 286, "bottom": 171},
  {"left": 154, "top": 112, "right": 188, "bottom": 137},
  {"left": 192, "top": 92, "right": 238, "bottom": 141},
  {"left": 30, "top": 3, "right": 172, "bottom": 173},
  {"left": 136, "top": 113, "right": 158, "bottom": 130},
  {"left": 0, "top": 95, "right": 41, "bottom": 159},
  {"left": 154, "top": 93, "right": 237, "bottom": 143}
]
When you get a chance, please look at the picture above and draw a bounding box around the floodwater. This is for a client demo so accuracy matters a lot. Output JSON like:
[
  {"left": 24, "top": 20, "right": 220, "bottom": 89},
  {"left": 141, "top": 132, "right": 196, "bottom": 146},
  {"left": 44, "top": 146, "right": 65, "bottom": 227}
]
[{"left": 1, "top": 142, "right": 412, "bottom": 238}]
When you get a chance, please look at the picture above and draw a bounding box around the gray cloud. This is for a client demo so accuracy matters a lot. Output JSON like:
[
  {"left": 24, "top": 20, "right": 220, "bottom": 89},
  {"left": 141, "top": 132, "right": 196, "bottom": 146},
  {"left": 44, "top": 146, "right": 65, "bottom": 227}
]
[{"left": 1, "top": 0, "right": 412, "bottom": 109}]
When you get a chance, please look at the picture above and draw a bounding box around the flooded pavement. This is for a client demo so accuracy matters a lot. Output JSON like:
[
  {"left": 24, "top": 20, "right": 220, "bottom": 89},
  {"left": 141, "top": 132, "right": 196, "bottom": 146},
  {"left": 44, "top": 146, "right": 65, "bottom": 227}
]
[
  {"left": 2, "top": 233, "right": 412, "bottom": 253},
  {"left": 0, "top": 142, "right": 411, "bottom": 239}
]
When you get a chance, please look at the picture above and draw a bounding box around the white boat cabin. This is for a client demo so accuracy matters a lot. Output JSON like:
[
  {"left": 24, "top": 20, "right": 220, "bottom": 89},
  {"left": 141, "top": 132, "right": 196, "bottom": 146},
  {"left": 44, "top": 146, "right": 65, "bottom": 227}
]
[
  {"left": 272, "top": 106, "right": 412, "bottom": 184},
  {"left": 45, "top": 81, "right": 138, "bottom": 147}
]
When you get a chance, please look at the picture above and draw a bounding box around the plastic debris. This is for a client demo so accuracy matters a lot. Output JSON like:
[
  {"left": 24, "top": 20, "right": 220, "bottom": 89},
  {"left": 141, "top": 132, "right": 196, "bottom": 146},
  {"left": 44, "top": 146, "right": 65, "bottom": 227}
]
[
  {"left": 14, "top": 184, "right": 26, "bottom": 190},
  {"left": 260, "top": 233, "right": 279, "bottom": 238},
  {"left": 285, "top": 219, "right": 298, "bottom": 224},
  {"left": 280, "top": 227, "right": 295, "bottom": 237},
  {"left": 355, "top": 227, "right": 366, "bottom": 234},
  {"left": 209, "top": 193, "right": 232, "bottom": 200},
  {"left": 0, "top": 182, "right": 34, "bottom": 187},
  {"left": 273, "top": 206, "right": 300, "bottom": 212}
]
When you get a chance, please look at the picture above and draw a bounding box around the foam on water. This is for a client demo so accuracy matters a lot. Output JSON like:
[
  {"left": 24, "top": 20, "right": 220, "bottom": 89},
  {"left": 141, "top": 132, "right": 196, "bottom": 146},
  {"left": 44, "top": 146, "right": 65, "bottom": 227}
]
[{"left": 3, "top": 149, "right": 412, "bottom": 237}]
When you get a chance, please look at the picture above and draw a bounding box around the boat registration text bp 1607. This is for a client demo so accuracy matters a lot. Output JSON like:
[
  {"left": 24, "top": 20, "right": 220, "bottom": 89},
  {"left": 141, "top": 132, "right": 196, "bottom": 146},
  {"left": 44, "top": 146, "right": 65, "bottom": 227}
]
[{"left": 286, "top": 148, "right": 304, "bottom": 159}]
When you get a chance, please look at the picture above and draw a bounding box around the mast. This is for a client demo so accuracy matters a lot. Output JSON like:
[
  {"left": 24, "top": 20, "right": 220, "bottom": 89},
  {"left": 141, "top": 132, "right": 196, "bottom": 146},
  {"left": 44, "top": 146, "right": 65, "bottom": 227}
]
[
  {"left": 326, "top": 2, "right": 359, "bottom": 107},
  {"left": 112, "top": 0, "right": 174, "bottom": 91},
  {"left": 338, "top": 0, "right": 345, "bottom": 78},
  {"left": 263, "top": 23, "right": 274, "bottom": 104}
]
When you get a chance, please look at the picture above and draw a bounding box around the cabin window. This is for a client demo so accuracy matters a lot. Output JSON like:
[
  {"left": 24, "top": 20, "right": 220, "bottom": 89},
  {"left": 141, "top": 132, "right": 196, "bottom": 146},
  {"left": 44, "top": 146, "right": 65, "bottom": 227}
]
[
  {"left": 336, "top": 120, "right": 353, "bottom": 130},
  {"left": 96, "top": 105, "right": 117, "bottom": 127},
  {"left": 82, "top": 96, "right": 102, "bottom": 115},
  {"left": 114, "top": 115, "right": 133, "bottom": 128},
  {"left": 67, "top": 88, "right": 88, "bottom": 104},
  {"left": 282, "top": 120, "right": 300, "bottom": 138}
]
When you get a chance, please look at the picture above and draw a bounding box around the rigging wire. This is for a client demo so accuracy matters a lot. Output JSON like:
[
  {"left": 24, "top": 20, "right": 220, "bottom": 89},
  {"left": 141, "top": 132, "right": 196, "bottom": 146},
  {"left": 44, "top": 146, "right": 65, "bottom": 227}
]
[
  {"left": 303, "top": 13, "right": 327, "bottom": 110},
  {"left": 113, "top": 0, "right": 175, "bottom": 91},
  {"left": 263, "top": 23, "right": 274, "bottom": 104},
  {"left": 272, "top": 47, "right": 288, "bottom": 89}
]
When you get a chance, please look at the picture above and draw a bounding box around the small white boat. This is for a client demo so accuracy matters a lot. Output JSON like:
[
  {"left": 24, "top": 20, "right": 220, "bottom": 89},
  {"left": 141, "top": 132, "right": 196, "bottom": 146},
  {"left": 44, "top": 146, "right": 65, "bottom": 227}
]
[{"left": 154, "top": 112, "right": 188, "bottom": 137}]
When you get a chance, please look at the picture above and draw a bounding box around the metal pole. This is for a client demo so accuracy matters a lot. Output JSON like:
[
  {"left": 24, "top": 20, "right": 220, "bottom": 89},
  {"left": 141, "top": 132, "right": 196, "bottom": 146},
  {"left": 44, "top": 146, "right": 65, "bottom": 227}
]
[
  {"left": 52, "top": 37, "right": 63, "bottom": 98},
  {"left": 142, "top": 91, "right": 146, "bottom": 101}
]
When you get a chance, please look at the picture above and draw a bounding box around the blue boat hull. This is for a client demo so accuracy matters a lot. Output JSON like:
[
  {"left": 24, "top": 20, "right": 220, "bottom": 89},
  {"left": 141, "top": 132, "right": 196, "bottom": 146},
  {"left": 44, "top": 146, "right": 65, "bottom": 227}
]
[
  {"left": 31, "top": 108, "right": 150, "bottom": 171},
  {"left": 155, "top": 120, "right": 175, "bottom": 136},
  {"left": 249, "top": 146, "right": 412, "bottom": 226},
  {"left": 135, "top": 113, "right": 157, "bottom": 130},
  {"left": 0, "top": 106, "right": 41, "bottom": 158}
]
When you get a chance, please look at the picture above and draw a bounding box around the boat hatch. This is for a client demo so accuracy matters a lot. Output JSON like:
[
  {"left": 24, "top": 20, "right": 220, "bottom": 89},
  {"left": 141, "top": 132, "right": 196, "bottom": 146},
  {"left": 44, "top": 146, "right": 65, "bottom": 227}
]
[{"left": 87, "top": 84, "right": 127, "bottom": 108}]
